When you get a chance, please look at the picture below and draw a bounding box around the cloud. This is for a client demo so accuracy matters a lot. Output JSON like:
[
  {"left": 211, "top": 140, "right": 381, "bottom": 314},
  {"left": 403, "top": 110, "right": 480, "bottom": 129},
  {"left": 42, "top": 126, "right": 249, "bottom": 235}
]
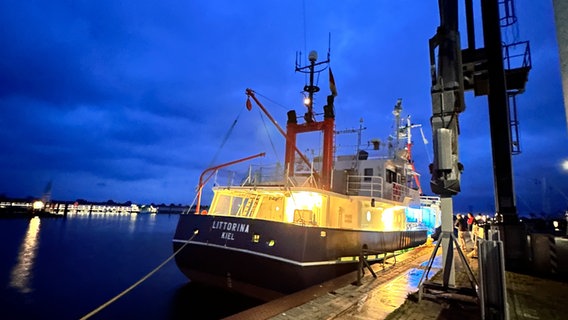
[{"left": 0, "top": 0, "right": 566, "bottom": 215}]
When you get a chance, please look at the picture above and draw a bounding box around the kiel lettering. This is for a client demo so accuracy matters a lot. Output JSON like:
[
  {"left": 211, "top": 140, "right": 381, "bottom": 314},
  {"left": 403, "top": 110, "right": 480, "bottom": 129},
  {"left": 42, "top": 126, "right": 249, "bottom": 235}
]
[
  {"left": 211, "top": 220, "right": 250, "bottom": 241},
  {"left": 221, "top": 232, "right": 235, "bottom": 240}
]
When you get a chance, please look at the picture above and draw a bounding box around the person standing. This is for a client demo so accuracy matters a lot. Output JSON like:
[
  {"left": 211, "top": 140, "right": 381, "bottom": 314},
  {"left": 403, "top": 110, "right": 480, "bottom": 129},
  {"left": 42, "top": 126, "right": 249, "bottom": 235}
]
[
  {"left": 454, "top": 214, "right": 469, "bottom": 251},
  {"left": 467, "top": 212, "right": 477, "bottom": 242},
  {"left": 468, "top": 214, "right": 482, "bottom": 258}
]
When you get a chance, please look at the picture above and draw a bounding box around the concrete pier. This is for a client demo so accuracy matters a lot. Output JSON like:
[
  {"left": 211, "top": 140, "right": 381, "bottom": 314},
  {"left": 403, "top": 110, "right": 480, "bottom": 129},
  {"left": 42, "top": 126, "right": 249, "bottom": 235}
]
[{"left": 226, "top": 239, "right": 568, "bottom": 320}]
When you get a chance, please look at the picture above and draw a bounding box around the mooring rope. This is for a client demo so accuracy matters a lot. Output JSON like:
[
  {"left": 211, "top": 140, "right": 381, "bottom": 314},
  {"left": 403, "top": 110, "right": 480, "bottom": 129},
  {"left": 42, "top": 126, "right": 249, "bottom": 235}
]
[{"left": 80, "top": 225, "right": 199, "bottom": 319}]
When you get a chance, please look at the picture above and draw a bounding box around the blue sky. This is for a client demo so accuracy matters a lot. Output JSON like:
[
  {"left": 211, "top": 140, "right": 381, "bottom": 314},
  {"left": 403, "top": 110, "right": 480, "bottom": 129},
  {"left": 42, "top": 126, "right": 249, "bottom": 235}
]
[{"left": 0, "top": 1, "right": 566, "bottom": 216}]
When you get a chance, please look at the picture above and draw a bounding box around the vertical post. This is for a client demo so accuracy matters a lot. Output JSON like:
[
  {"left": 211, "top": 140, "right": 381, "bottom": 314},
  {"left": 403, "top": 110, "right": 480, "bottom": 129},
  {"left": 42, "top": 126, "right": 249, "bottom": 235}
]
[
  {"left": 322, "top": 118, "right": 335, "bottom": 190},
  {"left": 465, "top": 0, "right": 476, "bottom": 50},
  {"left": 552, "top": 0, "right": 568, "bottom": 130},
  {"left": 440, "top": 196, "right": 456, "bottom": 286},
  {"left": 481, "top": 0, "right": 525, "bottom": 268},
  {"left": 480, "top": 0, "right": 517, "bottom": 222}
]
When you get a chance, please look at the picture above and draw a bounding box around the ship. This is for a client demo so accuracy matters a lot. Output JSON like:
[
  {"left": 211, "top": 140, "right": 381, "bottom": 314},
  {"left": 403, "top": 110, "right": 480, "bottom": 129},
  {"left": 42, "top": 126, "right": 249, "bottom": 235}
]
[{"left": 172, "top": 50, "right": 428, "bottom": 301}]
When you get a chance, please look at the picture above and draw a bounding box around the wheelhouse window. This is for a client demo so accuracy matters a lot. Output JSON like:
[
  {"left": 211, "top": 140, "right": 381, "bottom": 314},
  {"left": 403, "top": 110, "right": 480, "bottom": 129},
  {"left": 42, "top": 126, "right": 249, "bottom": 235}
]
[
  {"left": 386, "top": 169, "right": 397, "bottom": 184},
  {"left": 210, "top": 193, "right": 244, "bottom": 216},
  {"left": 363, "top": 168, "right": 373, "bottom": 182}
]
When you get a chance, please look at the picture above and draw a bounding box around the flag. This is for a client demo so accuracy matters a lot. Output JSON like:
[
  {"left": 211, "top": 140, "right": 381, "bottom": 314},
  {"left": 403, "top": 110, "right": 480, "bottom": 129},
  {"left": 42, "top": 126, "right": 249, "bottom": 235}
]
[{"left": 329, "top": 67, "right": 338, "bottom": 97}]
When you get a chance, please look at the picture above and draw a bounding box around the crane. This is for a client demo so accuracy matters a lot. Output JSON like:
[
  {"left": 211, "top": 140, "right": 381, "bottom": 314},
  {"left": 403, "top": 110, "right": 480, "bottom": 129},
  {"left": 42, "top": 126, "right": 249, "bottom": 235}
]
[{"left": 425, "top": 0, "right": 530, "bottom": 292}]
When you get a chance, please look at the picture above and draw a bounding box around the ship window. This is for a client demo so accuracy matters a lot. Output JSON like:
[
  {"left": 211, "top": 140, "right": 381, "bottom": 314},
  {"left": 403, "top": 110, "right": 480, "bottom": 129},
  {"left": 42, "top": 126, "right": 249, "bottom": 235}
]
[
  {"left": 386, "top": 169, "right": 396, "bottom": 183},
  {"left": 294, "top": 209, "right": 313, "bottom": 225},
  {"left": 363, "top": 168, "right": 373, "bottom": 182}
]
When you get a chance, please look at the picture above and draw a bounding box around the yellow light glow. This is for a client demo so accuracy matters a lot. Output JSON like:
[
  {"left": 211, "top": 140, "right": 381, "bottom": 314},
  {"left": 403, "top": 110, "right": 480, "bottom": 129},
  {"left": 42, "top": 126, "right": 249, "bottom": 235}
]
[
  {"left": 304, "top": 97, "right": 311, "bottom": 106},
  {"left": 252, "top": 234, "right": 260, "bottom": 243},
  {"left": 32, "top": 201, "right": 44, "bottom": 210},
  {"left": 268, "top": 240, "right": 275, "bottom": 246},
  {"left": 381, "top": 206, "right": 406, "bottom": 231},
  {"left": 339, "top": 256, "right": 357, "bottom": 262},
  {"left": 563, "top": 160, "right": 568, "bottom": 171},
  {"left": 382, "top": 209, "right": 395, "bottom": 230},
  {"left": 366, "top": 210, "right": 372, "bottom": 222},
  {"left": 10, "top": 217, "right": 40, "bottom": 293},
  {"left": 284, "top": 191, "right": 323, "bottom": 223},
  {"left": 320, "top": 231, "right": 327, "bottom": 237}
]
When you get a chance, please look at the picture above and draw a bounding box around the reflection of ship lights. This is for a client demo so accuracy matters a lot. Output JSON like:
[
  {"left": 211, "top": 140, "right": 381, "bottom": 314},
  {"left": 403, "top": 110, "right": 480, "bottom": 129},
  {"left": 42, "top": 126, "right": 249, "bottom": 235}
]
[{"left": 10, "top": 216, "right": 41, "bottom": 293}]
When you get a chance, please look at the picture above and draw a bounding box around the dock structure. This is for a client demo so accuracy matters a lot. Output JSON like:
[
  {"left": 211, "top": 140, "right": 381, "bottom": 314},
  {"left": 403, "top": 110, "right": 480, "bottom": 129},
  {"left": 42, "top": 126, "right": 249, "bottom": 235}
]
[
  {"left": 225, "top": 244, "right": 439, "bottom": 320},
  {"left": 226, "top": 238, "right": 568, "bottom": 320}
]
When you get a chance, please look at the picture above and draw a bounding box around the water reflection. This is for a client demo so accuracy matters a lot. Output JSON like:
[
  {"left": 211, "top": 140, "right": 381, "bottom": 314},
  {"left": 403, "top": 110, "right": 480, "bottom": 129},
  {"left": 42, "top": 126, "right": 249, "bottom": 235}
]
[
  {"left": 129, "top": 212, "right": 138, "bottom": 233},
  {"left": 9, "top": 217, "right": 41, "bottom": 293}
]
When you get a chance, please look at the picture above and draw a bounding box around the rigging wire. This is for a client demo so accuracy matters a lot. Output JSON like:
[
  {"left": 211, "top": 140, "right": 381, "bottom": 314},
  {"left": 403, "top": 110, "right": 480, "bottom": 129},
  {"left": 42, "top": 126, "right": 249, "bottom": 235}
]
[
  {"left": 302, "top": 0, "right": 308, "bottom": 85},
  {"left": 254, "top": 91, "right": 290, "bottom": 111},
  {"left": 258, "top": 108, "right": 281, "bottom": 161},
  {"left": 419, "top": 126, "right": 433, "bottom": 164},
  {"left": 208, "top": 106, "right": 246, "bottom": 167},
  {"left": 302, "top": 0, "right": 307, "bottom": 59}
]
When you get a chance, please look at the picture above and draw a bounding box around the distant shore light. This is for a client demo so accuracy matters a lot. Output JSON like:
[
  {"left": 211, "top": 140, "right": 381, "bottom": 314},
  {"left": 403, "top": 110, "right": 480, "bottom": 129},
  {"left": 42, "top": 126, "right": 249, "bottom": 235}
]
[{"left": 32, "top": 201, "right": 44, "bottom": 210}]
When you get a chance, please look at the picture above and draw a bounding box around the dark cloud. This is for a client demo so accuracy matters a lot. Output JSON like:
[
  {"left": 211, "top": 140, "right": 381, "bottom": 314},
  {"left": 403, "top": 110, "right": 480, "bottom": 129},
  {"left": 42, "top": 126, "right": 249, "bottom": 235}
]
[{"left": 0, "top": 1, "right": 566, "bottom": 213}]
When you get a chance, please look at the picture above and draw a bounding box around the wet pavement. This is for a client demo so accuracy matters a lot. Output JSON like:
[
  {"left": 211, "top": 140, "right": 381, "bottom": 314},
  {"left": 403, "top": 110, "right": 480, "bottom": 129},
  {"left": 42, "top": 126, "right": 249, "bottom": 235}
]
[
  {"left": 226, "top": 244, "right": 440, "bottom": 320},
  {"left": 226, "top": 239, "right": 568, "bottom": 320}
]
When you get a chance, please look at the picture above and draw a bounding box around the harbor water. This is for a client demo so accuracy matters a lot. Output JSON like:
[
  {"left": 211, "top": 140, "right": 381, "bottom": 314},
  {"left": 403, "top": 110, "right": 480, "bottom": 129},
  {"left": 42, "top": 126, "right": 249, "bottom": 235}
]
[{"left": 0, "top": 212, "right": 262, "bottom": 320}]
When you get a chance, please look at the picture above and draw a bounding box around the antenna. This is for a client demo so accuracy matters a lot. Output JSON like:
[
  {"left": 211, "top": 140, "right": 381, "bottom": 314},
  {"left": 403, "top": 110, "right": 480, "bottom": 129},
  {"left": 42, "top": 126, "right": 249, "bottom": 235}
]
[
  {"left": 295, "top": 47, "right": 330, "bottom": 123},
  {"left": 327, "top": 33, "right": 331, "bottom": 61}
]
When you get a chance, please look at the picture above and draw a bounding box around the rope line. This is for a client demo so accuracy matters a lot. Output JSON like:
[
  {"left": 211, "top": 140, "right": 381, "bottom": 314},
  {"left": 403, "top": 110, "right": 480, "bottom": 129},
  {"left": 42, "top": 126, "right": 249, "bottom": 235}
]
[
  {"left": 253, "top": 91, "right": 290, "bottom": 111},
  {"left": 80, "top": 227, "right": 199, "bottom": 319},
  {"left": 258, "top": 109, "right": 280, "bottom": 160},
  {"left": 208, "top": 107, "right": 245, "bottom": 167}
]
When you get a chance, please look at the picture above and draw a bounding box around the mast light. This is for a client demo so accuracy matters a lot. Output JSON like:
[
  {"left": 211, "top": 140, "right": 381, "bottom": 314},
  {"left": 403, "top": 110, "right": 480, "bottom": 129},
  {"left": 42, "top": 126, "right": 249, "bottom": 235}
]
[{"left": 308, "top": 50, "right": 318, "bottom": 62}]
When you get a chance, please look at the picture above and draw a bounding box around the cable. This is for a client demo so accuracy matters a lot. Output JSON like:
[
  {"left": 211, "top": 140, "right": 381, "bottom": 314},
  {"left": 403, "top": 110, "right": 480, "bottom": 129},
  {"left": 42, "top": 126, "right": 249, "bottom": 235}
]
[
  {"left": 208, "top": 107, "right": 245, "bottom": 167},
  {"left": 258, "top": 109, "right": 280, "bottom": 160},
  {"left": 80, "top": 223, "right": 200, "bottom": 319}
]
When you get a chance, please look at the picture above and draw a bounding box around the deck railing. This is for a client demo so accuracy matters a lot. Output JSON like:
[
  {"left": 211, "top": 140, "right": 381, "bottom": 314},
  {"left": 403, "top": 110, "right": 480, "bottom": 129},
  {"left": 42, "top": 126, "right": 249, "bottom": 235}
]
[{"left": 346, "top": 175, "right": 384, "bottom": 198}]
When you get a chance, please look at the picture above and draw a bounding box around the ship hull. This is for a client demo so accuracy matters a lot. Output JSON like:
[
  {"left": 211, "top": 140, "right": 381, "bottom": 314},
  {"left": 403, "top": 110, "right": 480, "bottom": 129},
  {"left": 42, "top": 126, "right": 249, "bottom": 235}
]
[{"left": 172, "top": 214, "right": 427, "bottom": 300}]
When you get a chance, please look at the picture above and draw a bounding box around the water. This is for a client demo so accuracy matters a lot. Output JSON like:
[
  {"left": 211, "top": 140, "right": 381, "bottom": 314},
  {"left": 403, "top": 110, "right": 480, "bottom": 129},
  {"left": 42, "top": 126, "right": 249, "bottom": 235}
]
[{"left": 0, "top": 213, "right": 262, "bottom": 320}]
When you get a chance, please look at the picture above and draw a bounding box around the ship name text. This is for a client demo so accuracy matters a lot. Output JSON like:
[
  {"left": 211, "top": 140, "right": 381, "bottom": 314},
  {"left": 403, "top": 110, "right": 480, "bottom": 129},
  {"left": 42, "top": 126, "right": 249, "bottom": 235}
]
[{"left": 211, "top": 220, "right": 250, "bottom": 241}]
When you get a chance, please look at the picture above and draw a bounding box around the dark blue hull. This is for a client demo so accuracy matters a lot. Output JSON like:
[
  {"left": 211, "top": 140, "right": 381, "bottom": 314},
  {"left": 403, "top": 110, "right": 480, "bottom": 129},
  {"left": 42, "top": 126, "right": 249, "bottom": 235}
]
[{"left": 172, "top": 214, "right": 427, "bottom": 300}]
